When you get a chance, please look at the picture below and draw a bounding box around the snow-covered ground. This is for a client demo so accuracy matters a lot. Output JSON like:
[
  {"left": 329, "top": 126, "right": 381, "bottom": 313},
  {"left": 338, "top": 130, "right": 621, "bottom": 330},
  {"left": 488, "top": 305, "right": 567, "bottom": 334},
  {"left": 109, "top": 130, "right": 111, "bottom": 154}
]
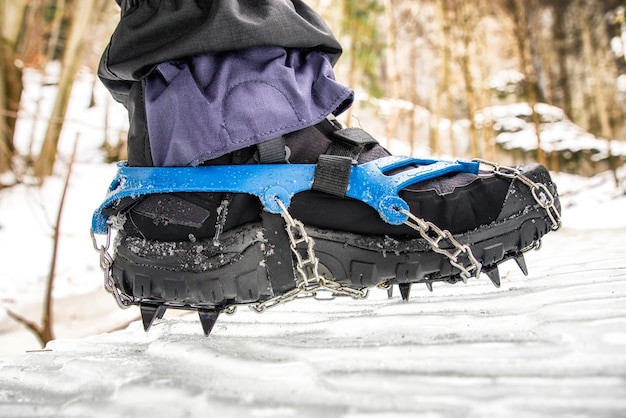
[{"left": 0, "top": 68, "right": 625, "bottom": 417}]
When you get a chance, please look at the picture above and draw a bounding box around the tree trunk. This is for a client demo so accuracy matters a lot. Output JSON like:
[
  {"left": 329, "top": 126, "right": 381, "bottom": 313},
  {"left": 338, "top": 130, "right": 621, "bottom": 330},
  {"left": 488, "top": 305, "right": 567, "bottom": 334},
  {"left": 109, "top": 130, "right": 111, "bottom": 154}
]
[
  {"left": 342, "top": 0, "right": 359, "bottom": 127},
  {"left": 0, "top": 0, "right": 28, "bottom": 175},
  {"left": 474, "top": 1, "right": 495, "bottom": 160},
  {"left": 432, "top": 0, "right": 449, "bottom": 156},
  {"left": 578, "top": 0, "right": 619, "bottom": 186},
  {"left": 34, "top": 0, "right": 99, "bottom": 179},
  {"left": 409, "top": 34, "right": 418, "bottom": 156},
  {"left": 46, "top": 0, "right": 67, "bottom": 62},
  {"left": 340, "top": 0, "right": 384, "bottom": 129},
  {"left": 458, "top": 0, "right": 479, "bottom": 157},
  {"left": 552, "top": 4, "right": 572, "bottom": 117},
  {"left": 383, "top": 0, "right": 401, "bottom": 148},
  {"left": 510, "top": 0, "right": 545, "bottom": 165}
]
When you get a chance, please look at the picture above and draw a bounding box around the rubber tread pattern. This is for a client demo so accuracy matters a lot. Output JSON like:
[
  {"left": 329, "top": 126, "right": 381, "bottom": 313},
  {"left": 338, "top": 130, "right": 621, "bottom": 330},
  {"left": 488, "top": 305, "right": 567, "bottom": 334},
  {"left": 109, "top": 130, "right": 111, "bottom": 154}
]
[{"left": 110, "top": 201, "right": 554, "bottom": 310}]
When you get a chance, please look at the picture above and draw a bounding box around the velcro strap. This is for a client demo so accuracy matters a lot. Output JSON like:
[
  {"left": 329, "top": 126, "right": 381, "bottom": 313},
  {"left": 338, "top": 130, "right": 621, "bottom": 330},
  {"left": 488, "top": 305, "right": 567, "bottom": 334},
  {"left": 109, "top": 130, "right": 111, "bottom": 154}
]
[
  {"left": 332, "top": 127, "right": 379, "bottom": 146},
  {"left": 327, "top": 127, "right": 379, "bottom": 159},
  {"left": 257, "top": 136, "right": 287, "bottom": 163},
  {"left": 312, "top": 155, "right": 353, "bottom": 197}
]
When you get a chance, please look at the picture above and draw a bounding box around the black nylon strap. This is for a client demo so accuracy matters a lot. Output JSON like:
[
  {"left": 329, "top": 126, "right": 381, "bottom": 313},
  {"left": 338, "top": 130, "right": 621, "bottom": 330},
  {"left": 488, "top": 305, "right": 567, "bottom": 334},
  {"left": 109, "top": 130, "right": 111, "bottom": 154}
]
[
  {"left": 256, "top": 136, "right": 296, "bottom": 293},
  {"left": 332, "top": 127, "right": 379, "bottom": 146},
  {"left": 327, "top": 127, "right": 378, "bottom": 160},
  {"left": 257, "top": 136, "right": 287, "bottom": 163},
  {"left": 261, "top": 211, "right": 297, "bottom": 294},
  {"left": 312, "top": 154, "right": 354, "bottom": 197}
]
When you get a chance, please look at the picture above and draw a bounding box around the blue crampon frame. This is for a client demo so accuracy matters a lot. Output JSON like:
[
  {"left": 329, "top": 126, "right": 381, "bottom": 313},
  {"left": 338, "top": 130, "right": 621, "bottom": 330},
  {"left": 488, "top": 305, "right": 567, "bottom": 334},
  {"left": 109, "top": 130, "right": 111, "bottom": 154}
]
[{"left": 91, "top": 155, "right": 479, "bottom": 234}]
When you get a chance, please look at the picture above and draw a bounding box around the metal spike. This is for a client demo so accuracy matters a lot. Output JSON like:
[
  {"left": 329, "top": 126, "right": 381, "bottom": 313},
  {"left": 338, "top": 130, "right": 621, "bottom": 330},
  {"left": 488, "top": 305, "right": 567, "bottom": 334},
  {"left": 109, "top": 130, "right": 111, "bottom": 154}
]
[
  {"left": 387, "top": 286, "right": 394, "bottom": 299},
  {"left": 484, "top": 267, "right": 501, "bottom": 288},
  {"left": 156, "top": 306, "right": 167, "bottom": 319},
  {"left": 425, "top": 282, "right": 433, "bottom": 292},
  {"left": 398, "top": 283, "right": 412, "bottom": 301},
  {"left": 198, "top": 308, "right": 220, "bottom": 336},
  {"left": 140, "top": 303, "right": 164, "bottom": 332},
  {"left": 514, "top": 254, "right": 529, "bottom": 276}
]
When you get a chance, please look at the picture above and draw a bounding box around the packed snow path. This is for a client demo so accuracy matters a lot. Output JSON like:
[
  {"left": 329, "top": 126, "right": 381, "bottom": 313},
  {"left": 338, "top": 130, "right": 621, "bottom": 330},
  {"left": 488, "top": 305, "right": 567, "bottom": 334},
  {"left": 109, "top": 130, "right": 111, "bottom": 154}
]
[
  {"left": 1, "top": 225, "right": 625, "bottom": 418},
  {"left": 2, "top": 67, "right": 625, "bottom": 416}
]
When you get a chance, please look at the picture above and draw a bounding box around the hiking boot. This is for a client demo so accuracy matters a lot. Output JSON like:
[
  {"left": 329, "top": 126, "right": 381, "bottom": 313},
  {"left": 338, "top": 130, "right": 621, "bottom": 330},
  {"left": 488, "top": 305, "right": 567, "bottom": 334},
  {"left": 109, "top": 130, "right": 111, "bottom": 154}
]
[
  {"left": 92, "top": 53, "right": 561, "bottom": 336},
  {"left": 92, "top": 119, "right": 561, "bottom": 335}
]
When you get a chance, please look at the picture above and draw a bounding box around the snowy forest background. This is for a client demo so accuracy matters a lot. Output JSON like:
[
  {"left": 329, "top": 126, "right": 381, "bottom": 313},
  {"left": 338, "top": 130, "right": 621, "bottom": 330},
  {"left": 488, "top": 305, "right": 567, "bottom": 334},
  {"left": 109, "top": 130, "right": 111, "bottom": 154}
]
[
  {"left": 2, "top": 0, "right": 626, "bottom": 183},
  {"left": 1, "top": 0, "right": 626, "bottom": 350},
  {"left": 1, "top": 1, "right": 626, "bottom": 416}
]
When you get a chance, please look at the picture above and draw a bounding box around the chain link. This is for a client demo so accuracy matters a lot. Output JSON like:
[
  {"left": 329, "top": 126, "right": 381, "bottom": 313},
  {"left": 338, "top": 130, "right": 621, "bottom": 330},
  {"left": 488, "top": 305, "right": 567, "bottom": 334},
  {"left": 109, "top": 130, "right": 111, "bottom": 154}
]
[
  {"left": 90, "top": 226, "right": 134, "bottom": 309},
  {"left": 400, "top": 210, "right": 482, "bottom": 282},
  {"left": 249, "top": 198, "right": 369, "bottom": 313},
  {"left": 92, "top": 158, "right": 561, "bottom": 315},
  {"left": 473, "top": 159, "right": 562, "bottom": 231}
]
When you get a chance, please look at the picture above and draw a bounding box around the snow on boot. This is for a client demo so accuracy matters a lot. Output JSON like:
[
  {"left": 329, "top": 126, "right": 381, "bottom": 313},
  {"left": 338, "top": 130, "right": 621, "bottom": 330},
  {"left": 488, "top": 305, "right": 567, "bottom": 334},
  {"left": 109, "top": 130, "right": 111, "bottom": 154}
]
[
  {"left": 91, "top": 126, "right": 561, "bottom": 335},
  {"left": 91, "top": 53, "right": 561, "bottom": 336}
]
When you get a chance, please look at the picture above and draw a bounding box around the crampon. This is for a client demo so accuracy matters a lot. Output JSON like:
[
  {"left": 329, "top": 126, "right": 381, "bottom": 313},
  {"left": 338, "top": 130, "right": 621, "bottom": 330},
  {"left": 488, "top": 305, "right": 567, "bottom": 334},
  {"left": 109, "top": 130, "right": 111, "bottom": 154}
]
[{"left": 91, "top": 155, "right": 561, "bottom": 336}]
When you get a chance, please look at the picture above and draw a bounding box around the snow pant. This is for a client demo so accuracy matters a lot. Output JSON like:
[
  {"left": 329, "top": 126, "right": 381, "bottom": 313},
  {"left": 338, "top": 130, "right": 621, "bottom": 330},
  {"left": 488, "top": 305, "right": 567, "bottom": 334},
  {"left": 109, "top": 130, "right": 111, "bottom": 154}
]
[
  {"left": 98, "top": 0, "right": 350, "bottom": 167},
  {"left": 98, "top": 0, "right": 343, "bottom": 106}
]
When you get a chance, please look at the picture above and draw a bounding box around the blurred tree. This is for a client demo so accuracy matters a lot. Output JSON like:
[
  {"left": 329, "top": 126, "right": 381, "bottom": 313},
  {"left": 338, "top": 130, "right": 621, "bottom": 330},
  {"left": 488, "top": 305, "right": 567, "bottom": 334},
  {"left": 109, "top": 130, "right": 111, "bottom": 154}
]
[
  {"left": 575, "top": 0, "right": 620, "bottom": 186},
  {"left": 383, "top": 0, "right": 401, "bottom": 145},
  {"left": 402, "top": 1, "right": 429, "bottom": 155},
  {"left": 340, "top": 0, "right": 385, "bottom": 126},
  {"left": 34, "top": 0, "right": 108, "bottom": 179},
  {"left": 456, "top": 0, "right": 481, "bottom": 157},
  {"left": 0, "top": 0, "right": 28, "bottom": 175},
  {"left": 502, "top": 0, "right": 546, "bottom": 165},
  {"left": 543, "top": 0, "right": 574, "bottom": 118},
  {"left": 2, "top": 0, "right": 624, "bottom": 180},
  {"left": 432, "top": 0, "right": 452, "bottom": 156}
]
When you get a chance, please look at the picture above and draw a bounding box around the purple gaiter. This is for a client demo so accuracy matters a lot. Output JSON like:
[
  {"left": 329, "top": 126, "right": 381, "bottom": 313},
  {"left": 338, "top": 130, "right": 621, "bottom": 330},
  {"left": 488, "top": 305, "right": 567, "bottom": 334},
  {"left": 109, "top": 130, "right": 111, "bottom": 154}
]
[{"left": 144, "top": 47, "right": 353, "bottom": 167}]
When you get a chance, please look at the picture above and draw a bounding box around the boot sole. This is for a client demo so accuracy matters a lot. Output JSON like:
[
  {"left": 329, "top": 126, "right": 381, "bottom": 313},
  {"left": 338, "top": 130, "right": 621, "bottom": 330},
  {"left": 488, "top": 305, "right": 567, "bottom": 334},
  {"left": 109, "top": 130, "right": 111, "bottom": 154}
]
[{"left": 111, "top": 200, "right": 554, "bottom": 311}]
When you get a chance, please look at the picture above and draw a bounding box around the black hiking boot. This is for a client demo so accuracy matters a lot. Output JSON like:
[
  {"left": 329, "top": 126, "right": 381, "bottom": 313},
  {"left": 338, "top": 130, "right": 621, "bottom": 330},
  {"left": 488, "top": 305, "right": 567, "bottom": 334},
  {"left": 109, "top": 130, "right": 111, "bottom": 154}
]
[
  {"left": 92, "top": 79, "right": 561, "bottom": 338},
  {"left": 92, "top": 118, "right": 561, "bottom": 336}
]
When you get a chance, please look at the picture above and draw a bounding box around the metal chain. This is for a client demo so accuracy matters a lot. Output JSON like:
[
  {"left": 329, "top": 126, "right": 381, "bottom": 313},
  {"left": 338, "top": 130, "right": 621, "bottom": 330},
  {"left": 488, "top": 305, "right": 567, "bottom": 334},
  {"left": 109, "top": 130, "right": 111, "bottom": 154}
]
[
  {"left": 249, "top": 198, "right": 369, "bottom": 313},
  {"left": 90, "top": 226, "right": 134, "bottom": 309},
  {"left": 395, "top": 159, "right": 562, "bottom": 282},
  {"left": 400, "top": 211, "right": 482, "bottom": 282},
  {"left": 474, "top": 159, "right": 562, "bottom": 231},
  {"left": 92, "top": 159, "right": 561, "bottom": 315}
]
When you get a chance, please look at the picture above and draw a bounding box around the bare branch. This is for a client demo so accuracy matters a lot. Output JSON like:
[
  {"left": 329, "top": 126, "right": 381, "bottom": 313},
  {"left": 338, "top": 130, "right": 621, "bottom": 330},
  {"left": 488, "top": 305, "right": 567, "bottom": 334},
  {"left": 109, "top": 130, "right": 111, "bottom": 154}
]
[{"left": 5, "top": 308, "right": 43, "bottom": 337}]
